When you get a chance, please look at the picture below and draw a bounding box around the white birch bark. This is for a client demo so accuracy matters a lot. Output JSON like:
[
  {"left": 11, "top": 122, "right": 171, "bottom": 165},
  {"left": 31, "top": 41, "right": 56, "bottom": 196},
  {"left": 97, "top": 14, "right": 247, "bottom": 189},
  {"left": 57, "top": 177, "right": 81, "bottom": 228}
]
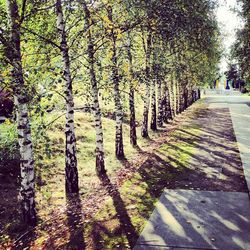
[
  {"left": 6, "top": 0, "right": 36, "bottom": 225},
  {"left": 82, "top": 0, "right": 106, "bottom": 175},
  {"left": 157, "top": 78, "right": 163, "bottom": 127},
  {"left": 107, "top": 6, "right": 124, "bottom": 158},
  {"left": 141, "top": 31, "right": 152, "bottom": 137},
  {"left": 150, "top": 78, "right": 157, "bottom": 130},
  {"left": 126, "top": 32, "right": 137, "bottom": 146},
  {"left": 56, "top": 0, "right": 79, "bottom": 193}
]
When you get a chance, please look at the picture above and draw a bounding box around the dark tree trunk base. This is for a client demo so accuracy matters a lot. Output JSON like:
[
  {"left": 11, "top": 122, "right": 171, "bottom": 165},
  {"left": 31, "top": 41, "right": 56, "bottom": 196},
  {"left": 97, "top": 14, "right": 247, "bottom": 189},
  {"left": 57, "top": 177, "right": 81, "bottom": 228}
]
[
  {"left": 130, "top": 118, "right": 137, "bottom": 146},
  {"left": 65, "top": 167, "right": 79, "bottom": 194},
  {"left": 22, "top": 206, "right": 37, "bottom": 226},
  {"left": 130, "top": 134, "right": 137, "bottom": 146},
  {"left": 150, "top": 123, "right": 157, "bottom": 131},
  {"left": 141, "top": 129, "right": 149, "bottom": 138},
  {"left": 116, "top": 152, "right": 125, "bottom": 160},
  {"left": 115, "top": 137, "right": 125, "bottom": 160},
  {"left": 96, "top": 154, "right": 106, "bottom": 176}
]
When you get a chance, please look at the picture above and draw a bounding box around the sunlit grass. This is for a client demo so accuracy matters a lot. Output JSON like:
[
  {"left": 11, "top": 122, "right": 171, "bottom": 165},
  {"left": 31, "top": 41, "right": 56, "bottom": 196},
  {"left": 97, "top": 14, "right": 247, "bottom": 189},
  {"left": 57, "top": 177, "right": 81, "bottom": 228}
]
[
  {"left": 0, "top": 95, "right": 204, "bottom": 248},
  {"left": 83, "top": 105, "right": 204, "bottom": 249}
]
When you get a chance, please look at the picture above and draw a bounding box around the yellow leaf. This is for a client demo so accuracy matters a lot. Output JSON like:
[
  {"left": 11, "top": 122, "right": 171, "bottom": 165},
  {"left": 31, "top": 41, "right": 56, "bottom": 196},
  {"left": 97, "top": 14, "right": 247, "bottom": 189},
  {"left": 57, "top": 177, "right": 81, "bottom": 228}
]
[{"left": 107, "top": 49, "right": 113, "bottom": 60}]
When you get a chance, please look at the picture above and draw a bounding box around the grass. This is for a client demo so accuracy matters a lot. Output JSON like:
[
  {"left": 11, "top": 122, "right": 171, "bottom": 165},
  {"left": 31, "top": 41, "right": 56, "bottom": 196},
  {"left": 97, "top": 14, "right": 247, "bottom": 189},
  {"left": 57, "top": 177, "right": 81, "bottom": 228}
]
[
  {"left": 0, "top": 93, "right": 166, "bottom": 243},
  {"left": 33, "top": 112, "right": 145, "bottom": 219},
  {"left": 80, "top": 105, "right": 204, "bottom": 249},
  {"left": 0, "top": 94, "right": 204, "bottom": 248}
]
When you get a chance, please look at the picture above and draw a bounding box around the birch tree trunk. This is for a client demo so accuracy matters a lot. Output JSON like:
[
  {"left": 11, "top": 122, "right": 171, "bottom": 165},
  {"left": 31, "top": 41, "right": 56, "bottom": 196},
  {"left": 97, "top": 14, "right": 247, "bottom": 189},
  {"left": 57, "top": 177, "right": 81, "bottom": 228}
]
[
  {"left": 161, "top": 81, "right": 167, "bottom": 123},
  {"left": 107, "top": 6, "right": 124, "bottom": 159},
  {"left": 56, "top": 0, "right": 79, "bottom": 193},
  {"left": 82, "top": 1, "right": 106, "bottom": 176},
  {"left": 150, "top": 79, "right": 157, "bottom": 131},
  {"left": 141, "top": 31, "right": 152, "bottom": 137},
  {"left": 176, "top": 78, "right": 180, "bottom": 114},
  {"left": 157, "top": 77, "right": 163, "bottom": 127},
  {"left": 126, "top": 32, "right": 137, "bottom": 146},
  {"left": 175, "top": 68, "right": 181, "bottom": 114},
  {"left": 184, "top": 85, "right": 188, "bottom": 110},
  {"left": 170, "top": 73, "right": 176, "bottom": 118},
  {"left": 197, "top": 88, "right": 201, "bottom": 99},
  {"left": 6, "top": 0, "right": 36, "bottom": 225},
  {"left": 161, "top": 80, "right": 168, "bottom": 123},
  {"left": 187, "top": 82, "right": 192, "bottom": 107},
  {"left": 179, "top": 80, "right": 185, "bottom": 112},
  {"left": 165, "top": 81, "right": 172, "bottom": 120},
  {"left": 162, "top": 80, "right": 172, "bottom": 123}
]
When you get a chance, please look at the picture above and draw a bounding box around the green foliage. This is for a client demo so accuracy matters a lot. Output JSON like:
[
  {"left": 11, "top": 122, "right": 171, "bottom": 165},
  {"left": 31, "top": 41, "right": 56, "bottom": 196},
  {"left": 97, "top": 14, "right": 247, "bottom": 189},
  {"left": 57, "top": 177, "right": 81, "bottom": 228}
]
[
  {"left": 232, "top": 0, "right": 250, "bottom": 83},
  {"left": 0, "top": 120, "right": 19, "bottom": 169}
]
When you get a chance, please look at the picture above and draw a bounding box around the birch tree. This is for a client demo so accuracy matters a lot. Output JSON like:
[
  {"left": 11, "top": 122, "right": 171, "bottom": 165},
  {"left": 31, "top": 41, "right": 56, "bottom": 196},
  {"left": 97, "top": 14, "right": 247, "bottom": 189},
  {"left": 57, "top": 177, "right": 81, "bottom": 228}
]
[
  {"left": 233, "top": 0, "right": 250, "bottom": 85},
  {"left": 141, "top": 29, "right": 152, "bottom": 137},
  {"left": 56, "top": 0, "right": 79, "bottom": 193},
  {"left": 82, "top": 0, "right": 106, "bottom": 176},
  {"left": 107, "top": 5, "right": 125, "bottom": 159},
  {"left": 156, "top": 68, "right": 163, "bottom": 127},
  {"left": 4, "top": 0, "right": 36, "bottom": 225},
  {"left": 150, "top": 74, "right": 157, "bottom": 131},
  {"left": 126, "top": 32, "right": 137, "bottom": 146}
]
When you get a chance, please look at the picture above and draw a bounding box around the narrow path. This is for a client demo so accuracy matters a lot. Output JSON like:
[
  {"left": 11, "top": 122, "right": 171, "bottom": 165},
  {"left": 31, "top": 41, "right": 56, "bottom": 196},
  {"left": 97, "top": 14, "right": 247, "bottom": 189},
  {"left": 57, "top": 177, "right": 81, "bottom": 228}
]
[
  {"left": 134, "top": 92, "right": 250, "bottom": 250},
  {"left": 230, "top": 104, "right": 250, "bottom": 192}
]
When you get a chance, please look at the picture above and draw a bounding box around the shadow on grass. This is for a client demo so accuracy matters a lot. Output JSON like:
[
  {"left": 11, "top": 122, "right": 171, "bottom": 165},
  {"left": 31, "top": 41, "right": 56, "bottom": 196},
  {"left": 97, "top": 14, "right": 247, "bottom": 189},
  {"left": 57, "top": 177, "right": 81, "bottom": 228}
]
[
  {"left": 12, "top": 194, "right": 86, "bottom": 250},
  {"left": 11, "top": 228, "right": 37, "bottom": 250},
  {"left": 65, "top": 193, "right": 86, "bottom": 250},
  {"left": 95, "top": 172, "right": 139, "bottom": 248},
  {"left": 0, "top": 163, "right": 38, "bottom": 249},
  {"left": 2, "top": 105, "right": 248, "bottom": 249}
]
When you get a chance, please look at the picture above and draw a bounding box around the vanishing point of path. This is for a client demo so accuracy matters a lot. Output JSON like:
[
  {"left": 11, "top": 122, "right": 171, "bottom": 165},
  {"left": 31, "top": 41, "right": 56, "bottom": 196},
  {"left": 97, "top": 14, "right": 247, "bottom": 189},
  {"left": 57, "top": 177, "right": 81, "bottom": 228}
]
[{"left": 134, "top": 91, "right": 250, "bottom": 250}]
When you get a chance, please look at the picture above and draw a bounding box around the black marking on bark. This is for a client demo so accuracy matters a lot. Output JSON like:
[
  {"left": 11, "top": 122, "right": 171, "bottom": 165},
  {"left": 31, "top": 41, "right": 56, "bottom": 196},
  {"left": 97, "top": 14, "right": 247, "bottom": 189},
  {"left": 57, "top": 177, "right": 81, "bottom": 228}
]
[
  {"left": 23, "top": 140, "right": 32, "bottom": 146},
  {"left": 17, "top": 125, "right": 26, "bottom": 129}
]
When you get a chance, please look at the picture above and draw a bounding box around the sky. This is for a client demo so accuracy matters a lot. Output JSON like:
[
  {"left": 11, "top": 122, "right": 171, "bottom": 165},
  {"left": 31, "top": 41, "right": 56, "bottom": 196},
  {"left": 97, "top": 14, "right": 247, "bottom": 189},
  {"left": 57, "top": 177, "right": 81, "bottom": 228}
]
[{"left": 216, "top": 0, "right": 244, "bottom": 73}]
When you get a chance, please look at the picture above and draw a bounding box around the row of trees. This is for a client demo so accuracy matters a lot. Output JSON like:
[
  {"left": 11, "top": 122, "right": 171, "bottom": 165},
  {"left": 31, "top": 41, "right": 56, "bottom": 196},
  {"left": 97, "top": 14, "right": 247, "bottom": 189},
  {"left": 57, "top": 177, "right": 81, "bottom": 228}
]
[
  {"left": 0, "top": 0, "right": 220, "bottom": 226},
  {"left": 232, "top": 0, "right": 250, "bottom": 86}
]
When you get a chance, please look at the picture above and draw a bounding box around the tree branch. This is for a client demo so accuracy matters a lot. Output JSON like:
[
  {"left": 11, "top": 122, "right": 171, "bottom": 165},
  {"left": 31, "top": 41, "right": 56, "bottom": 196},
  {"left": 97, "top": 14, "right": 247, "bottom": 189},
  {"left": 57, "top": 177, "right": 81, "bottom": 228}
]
[
  {"left": 21, "top": 26, "right": 61, "bottom": 50},
  {"left": 20, "top": 0, "right": 27, "bottom": 24}
]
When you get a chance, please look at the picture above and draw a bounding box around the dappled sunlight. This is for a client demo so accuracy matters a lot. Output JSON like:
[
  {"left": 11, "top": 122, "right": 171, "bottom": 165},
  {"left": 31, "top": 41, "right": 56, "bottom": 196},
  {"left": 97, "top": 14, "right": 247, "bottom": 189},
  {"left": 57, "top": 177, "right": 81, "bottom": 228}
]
[
  {"left": 140, "top": 221, "right": 168, "bottom": 246},
  {"left": 211, "top": 211, "right": 240, "bottom": 232},
  {"left": 229, "top": 104, "right": 250, "bottom": 191},
  {"left": 156, "top": 201, "right": 188, "bottom": 239},
  {"left": 237, "top": 214, "right": 249, "bottom": 223},
  {"left": 2, "top": 91, "right": 250, "bottom": 249},
  {"left": 232, "top": 235, "right": 247, "bottom": 249},
  {"left": 135, "top": 190, "right": 250, "bottom": 250},
  {"left": 167, "top": 193, "right": 188, "bottom": 205}
]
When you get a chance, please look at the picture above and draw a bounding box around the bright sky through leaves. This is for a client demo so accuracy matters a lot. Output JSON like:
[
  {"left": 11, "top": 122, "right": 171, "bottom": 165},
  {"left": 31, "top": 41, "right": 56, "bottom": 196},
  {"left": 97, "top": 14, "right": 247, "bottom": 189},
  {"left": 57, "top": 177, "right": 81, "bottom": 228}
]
[{"left": 216, "top": 0, "right": 244, "bottom": 72}]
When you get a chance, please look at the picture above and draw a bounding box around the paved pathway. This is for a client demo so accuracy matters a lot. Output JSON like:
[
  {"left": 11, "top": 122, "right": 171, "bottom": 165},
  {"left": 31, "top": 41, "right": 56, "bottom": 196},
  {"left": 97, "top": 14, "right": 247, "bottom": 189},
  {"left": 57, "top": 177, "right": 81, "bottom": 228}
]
[
  {"left": 134, "top": 91, "right": 250, "bottom": 250},
  {"left": 134, "top": 190, "right": 250, "bottom": 250},
  {"left": 230, "top": 104, "right": 250, "bottom": 193},
  {"left": 206, "top": 91, "right": 250, "bottom": 192}
]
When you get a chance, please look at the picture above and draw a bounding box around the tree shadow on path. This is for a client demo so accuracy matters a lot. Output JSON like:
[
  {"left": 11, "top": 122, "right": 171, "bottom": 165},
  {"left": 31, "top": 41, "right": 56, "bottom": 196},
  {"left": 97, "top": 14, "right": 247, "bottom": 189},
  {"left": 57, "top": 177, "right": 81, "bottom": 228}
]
[{"left": 65, "top": 193, "right": 86, "bottom": 250}]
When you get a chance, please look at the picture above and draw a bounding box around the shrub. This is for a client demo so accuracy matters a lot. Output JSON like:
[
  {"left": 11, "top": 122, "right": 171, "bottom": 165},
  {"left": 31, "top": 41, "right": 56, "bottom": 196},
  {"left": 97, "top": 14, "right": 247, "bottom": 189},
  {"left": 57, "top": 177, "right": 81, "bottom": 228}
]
[{"left": 0, "top": 120, "right": 20, "bottom": 171}]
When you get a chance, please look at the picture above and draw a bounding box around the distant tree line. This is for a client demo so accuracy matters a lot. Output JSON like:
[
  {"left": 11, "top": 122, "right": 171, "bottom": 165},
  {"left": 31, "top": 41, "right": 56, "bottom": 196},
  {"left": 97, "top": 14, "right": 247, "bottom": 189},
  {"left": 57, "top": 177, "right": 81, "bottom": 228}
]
[{"left": 232, "top": 0, "right": 250, "bottom": 91}]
